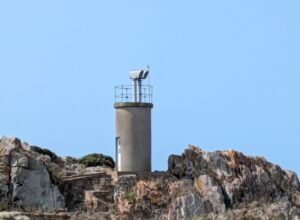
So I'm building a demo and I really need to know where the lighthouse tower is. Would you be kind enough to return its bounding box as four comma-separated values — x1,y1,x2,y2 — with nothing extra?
114,69,153,172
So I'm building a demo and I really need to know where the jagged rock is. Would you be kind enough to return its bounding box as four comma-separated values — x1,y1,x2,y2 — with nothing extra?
1,137,300,220
194,175,225,213
0,137,22,200
113,173,213,219
168,191,211,220
0,136,65,211
85,190,112,212
168,145,300,219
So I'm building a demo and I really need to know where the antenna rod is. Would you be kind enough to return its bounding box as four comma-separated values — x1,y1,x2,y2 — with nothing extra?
132,79,141,102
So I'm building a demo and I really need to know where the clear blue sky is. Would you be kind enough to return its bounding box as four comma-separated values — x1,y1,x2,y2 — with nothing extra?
1,1,300,174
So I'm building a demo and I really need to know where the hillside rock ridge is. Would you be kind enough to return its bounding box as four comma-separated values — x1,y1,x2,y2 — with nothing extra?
167,145,300,219
0,136,299,220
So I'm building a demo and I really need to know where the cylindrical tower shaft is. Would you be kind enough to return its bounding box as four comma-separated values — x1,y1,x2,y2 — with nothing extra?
114,102,153,172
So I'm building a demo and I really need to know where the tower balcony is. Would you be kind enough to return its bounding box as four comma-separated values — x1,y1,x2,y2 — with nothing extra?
114,85,153,104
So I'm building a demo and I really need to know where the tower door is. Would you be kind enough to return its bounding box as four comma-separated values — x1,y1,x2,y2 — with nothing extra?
116,137,121,171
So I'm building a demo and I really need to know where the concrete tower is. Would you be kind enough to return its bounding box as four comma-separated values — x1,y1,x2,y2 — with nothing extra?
114,69,153,172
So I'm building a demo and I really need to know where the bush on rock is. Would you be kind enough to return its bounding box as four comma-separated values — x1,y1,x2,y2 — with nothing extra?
78,153,115,168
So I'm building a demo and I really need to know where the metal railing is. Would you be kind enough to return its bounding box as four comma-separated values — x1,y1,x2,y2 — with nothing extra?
115,85,153,103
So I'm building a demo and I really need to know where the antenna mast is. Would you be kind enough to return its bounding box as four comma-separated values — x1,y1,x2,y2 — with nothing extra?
129,69,149,103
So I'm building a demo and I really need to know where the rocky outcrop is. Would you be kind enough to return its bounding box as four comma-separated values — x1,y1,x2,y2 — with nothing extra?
112,145,300,219
1,137,300,220
0,136,65,211
167,145,300,219
113,172,213,219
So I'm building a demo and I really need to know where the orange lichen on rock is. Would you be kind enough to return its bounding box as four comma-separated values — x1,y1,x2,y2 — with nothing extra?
222,150,244,168
194,176,203,192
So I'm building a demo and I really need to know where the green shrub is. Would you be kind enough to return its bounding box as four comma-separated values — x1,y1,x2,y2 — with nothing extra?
30,146,57,161
65,156,78,163
78,153,115,168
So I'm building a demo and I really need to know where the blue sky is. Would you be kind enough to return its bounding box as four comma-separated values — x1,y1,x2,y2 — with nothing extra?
1,1,300,174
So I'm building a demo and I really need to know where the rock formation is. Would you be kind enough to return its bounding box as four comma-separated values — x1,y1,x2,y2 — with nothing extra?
167,145,300,219
0,137,299,220
0,136,65,211
112,145,300,219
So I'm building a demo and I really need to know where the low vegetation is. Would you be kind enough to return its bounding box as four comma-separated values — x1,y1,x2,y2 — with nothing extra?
66,154,115,168
30,146,58,161
77,153,115,168
30,146,115,168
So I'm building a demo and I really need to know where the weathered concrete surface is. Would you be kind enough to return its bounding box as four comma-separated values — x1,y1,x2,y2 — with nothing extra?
115,104,152,172
61,172,114,212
